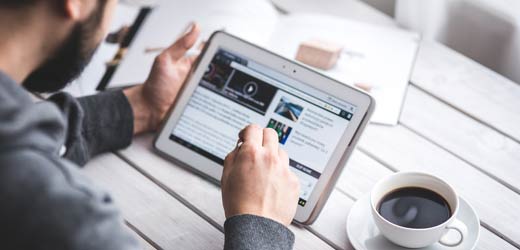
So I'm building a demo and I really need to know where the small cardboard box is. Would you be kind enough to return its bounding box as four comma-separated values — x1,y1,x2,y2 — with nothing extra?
295,39,343,70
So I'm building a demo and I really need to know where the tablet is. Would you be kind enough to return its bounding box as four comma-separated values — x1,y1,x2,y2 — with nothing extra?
155,32,375,225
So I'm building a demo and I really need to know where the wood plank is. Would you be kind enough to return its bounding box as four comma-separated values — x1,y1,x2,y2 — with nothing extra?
356,124,520,247
336,151,392,199
127,225,157,250
135,234,156,250
411,40,520,142
117,134,335,250
82,154,224,250
309,190,356,250
400,86,520,193
477,229,519,250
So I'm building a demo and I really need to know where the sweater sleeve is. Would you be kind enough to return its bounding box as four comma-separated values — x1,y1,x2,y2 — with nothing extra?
48,90,134,166
0,77,141,249
224,214,295,250
0,148,142,250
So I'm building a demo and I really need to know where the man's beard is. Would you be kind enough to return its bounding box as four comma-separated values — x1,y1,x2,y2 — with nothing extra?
22,3,105,93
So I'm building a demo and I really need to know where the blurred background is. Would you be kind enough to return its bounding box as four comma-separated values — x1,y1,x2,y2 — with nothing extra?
68,0,520,97
279,0,520,84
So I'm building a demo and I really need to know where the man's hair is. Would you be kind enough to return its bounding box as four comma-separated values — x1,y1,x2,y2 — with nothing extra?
0,0,37,7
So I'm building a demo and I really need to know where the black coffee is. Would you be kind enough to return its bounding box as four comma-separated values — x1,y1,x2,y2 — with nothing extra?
377,187,451,229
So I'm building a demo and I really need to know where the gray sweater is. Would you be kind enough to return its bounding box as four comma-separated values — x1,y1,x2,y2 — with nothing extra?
0,71,294,250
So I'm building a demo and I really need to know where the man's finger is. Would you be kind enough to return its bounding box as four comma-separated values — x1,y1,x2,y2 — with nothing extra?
278,147,289,166
197,41,206,51
262,128,279,149
239,124,263,147
186,54,199,65
222,149,237,181
164,22,200,61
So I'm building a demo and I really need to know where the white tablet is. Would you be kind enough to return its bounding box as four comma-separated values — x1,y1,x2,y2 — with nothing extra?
155,32,375,225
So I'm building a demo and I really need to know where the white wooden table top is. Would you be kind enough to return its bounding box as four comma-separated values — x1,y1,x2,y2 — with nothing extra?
83,1,520,249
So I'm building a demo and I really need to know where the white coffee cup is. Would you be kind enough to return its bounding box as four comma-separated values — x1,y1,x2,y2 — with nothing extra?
370,172,468,248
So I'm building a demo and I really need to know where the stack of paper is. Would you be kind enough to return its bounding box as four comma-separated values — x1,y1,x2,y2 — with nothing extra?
269,14,421,125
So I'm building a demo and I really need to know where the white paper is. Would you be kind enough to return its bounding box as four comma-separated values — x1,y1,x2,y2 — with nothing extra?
109,0,279,88
267,14,420,125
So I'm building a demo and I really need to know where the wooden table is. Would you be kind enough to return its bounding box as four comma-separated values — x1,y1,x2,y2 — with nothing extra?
83,1,520,249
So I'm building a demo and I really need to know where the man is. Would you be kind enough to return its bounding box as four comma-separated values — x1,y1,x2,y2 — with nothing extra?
0,0,300,249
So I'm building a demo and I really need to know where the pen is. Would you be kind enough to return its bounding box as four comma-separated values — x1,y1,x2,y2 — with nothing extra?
145,47,201,57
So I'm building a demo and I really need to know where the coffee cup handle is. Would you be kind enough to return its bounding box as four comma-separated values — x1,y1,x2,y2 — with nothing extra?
439,219,468,247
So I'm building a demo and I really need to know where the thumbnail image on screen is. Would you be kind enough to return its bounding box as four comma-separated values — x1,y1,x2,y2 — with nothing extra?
266,118,293,145
275,97,304,122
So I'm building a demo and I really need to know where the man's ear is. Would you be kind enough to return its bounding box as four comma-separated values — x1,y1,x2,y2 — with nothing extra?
61,0,84,21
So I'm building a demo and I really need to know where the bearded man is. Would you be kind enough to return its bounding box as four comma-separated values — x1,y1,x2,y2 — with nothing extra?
0,1,300,249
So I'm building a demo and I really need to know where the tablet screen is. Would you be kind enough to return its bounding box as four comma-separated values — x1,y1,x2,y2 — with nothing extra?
170,49,357,206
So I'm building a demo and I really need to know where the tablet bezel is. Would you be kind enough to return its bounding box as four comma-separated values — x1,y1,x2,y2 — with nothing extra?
155,31,375,224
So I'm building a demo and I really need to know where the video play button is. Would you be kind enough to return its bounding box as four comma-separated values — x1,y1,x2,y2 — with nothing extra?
243,81,258,96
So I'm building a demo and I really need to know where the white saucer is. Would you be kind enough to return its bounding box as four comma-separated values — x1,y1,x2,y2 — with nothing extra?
346,194,480,250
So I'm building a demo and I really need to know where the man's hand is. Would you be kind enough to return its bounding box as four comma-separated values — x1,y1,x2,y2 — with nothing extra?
221,125,300,226
124,23,200,134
